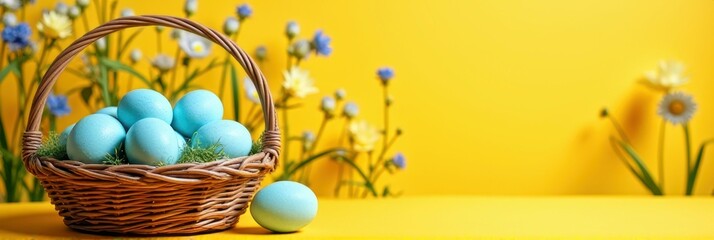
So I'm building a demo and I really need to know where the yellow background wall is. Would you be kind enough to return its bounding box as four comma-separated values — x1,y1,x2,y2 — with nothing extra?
2,0,714,196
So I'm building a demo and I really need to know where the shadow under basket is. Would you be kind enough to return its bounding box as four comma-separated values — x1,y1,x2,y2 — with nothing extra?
21,15,281,235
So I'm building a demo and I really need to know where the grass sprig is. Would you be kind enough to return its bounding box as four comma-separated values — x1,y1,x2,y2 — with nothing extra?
36,132,68,160
178,140,227,164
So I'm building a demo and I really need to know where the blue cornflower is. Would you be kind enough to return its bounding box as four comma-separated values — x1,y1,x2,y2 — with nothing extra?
377,67,394,85
392,152,406,169
312,30,332,56
2,22,32,51
47,93,71,117
237,4,252,20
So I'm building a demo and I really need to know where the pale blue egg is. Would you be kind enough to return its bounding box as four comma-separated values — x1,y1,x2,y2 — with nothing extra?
58,123,75,147
66,114,125,164
96,106,118,118
172,90,223,138
117,89,172,129
175,131,187,152
192,120,252,158
125,118,182,166
250,181,318,233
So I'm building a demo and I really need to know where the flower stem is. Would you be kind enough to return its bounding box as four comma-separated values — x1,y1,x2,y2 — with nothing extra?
282,94,291,177
684,124,692,196
657,119,666,190
607,115,631,144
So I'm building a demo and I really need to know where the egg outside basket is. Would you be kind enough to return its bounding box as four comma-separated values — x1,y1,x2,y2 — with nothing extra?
21,16,281,235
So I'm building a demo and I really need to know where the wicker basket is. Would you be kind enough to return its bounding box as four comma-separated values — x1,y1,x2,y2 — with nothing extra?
21,15,281,235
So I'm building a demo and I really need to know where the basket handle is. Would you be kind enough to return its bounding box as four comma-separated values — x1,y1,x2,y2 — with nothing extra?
22,15,280,165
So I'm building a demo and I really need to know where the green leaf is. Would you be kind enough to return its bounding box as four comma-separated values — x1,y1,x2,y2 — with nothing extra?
99,57,151,87
0,60,20,85
618,140,663,195
80,85,93,108
230,64,241,122
687,140,714,195
0,105,8,150
382,186,391,197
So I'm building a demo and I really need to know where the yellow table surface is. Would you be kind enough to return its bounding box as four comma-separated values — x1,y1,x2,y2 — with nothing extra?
0,196,712,239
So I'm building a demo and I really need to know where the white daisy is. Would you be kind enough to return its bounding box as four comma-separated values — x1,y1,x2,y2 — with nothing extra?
644,60,688,91
657,91,697,125
178,31,212,59
243,77,260,104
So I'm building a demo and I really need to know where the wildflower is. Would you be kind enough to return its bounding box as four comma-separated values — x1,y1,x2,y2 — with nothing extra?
55,2,69,15
349,120,379,152
254,45,266,62
170,28,181,40
321,96,336,115
76,0,89,9
288,39,310,60
120,8,134,18
312,30,332,56
243,77,260,104
1,0,20,11
343,101,358,118
3,12,16,26
392,152,406,169
47,93,71,116
223,17,239,35
377,67,394,85
68,6,81,19
36,11,72,39
178,31,212,59
657,91,697,125
95,37,106,51
2,22,31,51
151,54,175,72
302,130,315,150
285,21,299,40
644,60,688,91
129,49,141,64
184,0,197,17
156,26,165,33
236,3,252,20
335,88,346,100
282,67,318,98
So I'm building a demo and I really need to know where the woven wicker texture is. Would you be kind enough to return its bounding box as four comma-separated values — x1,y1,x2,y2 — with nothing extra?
21,15,280,235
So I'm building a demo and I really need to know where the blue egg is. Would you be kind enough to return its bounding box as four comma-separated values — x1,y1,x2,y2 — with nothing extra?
96,106,118,118
175,131,187,152
192,120,252,157
125,118,182,166
250,181,318,233
66,114,125,164
58,123,75,147
172,90,223,138
117,89,173,129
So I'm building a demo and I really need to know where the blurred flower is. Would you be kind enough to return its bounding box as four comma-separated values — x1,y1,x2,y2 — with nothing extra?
335,88,346,100
311,30,332,56
223,17,239,35
349,120,379,152
236,3,252,20
36,11,72,39
55,2,69,15
254,45,266,61
151,54,175,72
170,28,181,39
377,67,394,85
129,48,141,64
95,37,106,51
2,22,31,51
178,31,212,59
385,95,393,106
3,12,16,26
67,6,80,19
184,0,197,17
657,91,697,125
343,101,358,118
283,67,317,98
156,25,165,33
243,77,260,104
288,39,310,60
1,0,20,11
644,60,688,91
302,130,315,150
120,8,134,17
321,96,336,115
46,93,71,116
76,0,89,9
285,21,299,40
392,152,406,169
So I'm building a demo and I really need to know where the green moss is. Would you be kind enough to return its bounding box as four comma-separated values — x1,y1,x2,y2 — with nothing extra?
36,132,68,160
249,137,263,155
178,140,228,164
102,143,127,165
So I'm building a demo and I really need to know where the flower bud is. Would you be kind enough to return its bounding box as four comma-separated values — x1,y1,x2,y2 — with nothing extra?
55,2,69,16
68,6,81,19
236,4,252,20
156,26,165,33
130,49,142,64
321,96,336,115
120,8,134,18
343,102,359,118
3,12,17,26
377,67,395,85
600,108,609,118
396,128,403,136
288,39,310,60
170,29,181,39
76,0,89,9
285,21,299,40
254,45,267,62
223,17,239,35
302,130,315,150
385,95,393,106
184,0,197,17
334,88,346,100
95,37,106,52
